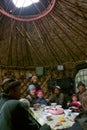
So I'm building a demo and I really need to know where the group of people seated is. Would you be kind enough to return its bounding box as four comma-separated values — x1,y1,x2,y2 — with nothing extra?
0,75,87,130
26,84,65,107
0,77,51,130
26,76,86,113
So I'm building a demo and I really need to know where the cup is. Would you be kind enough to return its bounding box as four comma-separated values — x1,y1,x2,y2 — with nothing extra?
51,103,57,107
64,109,72,116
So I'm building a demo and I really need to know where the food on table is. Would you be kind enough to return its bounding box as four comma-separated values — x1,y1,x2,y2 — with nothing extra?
59,117,66,122
55,121,62,126
48,107,64,115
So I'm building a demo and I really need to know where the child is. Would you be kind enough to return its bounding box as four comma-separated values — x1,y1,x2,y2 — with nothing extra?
26,84,37,107
35,89,47,105
68,94,82,112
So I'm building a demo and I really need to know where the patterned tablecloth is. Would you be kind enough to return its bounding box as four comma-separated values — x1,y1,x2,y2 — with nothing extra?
30,107,74,130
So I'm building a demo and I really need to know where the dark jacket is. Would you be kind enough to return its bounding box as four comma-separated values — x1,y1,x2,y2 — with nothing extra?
68,111,87,130
50,93,64,105
0,93,40,130
0,93,51,130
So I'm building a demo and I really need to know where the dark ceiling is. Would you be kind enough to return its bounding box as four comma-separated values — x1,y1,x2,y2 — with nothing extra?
0,0,87,69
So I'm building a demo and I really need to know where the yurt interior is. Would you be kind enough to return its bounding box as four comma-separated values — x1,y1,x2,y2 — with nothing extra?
0,0,87,104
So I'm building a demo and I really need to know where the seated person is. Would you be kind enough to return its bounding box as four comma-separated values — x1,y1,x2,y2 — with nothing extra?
26,84,38,107
35,89,47,106
56,91,87,130
49,86,64,106
76,81,86,100
0,78,51,130
31,76,41,90
68,91,87,130
68,94,82,112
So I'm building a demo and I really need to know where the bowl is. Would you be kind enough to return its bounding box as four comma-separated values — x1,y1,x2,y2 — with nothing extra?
64,109,72,116
56,105,62,108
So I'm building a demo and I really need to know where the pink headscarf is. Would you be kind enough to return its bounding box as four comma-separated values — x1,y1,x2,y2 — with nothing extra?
36,89,44,95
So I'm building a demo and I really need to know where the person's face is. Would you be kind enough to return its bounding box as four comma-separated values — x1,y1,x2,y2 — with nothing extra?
78,85,86,93
72,96,78,101
54,88,60,95
37,92,44,98
30,87,36,96
32,78,38,84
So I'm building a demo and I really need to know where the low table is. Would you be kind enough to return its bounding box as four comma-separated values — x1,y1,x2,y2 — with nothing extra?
29,107,74,130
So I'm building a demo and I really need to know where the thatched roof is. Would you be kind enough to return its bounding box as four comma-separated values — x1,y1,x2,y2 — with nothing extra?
0,0,87,69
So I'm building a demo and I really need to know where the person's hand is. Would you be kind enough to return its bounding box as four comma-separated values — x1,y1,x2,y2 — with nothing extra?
40,124,51,130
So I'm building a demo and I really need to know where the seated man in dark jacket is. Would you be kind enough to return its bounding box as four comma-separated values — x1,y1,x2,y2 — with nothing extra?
0,78,51,130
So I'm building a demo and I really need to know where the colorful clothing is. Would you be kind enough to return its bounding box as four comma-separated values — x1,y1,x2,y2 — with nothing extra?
69,101,82,112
